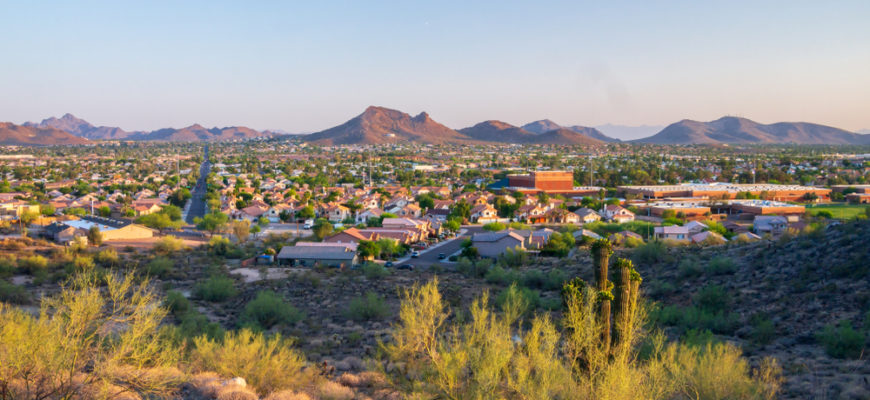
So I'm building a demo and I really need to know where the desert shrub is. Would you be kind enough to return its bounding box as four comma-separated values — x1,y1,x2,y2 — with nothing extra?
495,283,540,315
346,291,389,321
652,304,741,335
0,272,183,399
485,265,521,285
147,257,174,278
382,278,780,399
239,290,304,330
362,262,390,280
165,290,192,317
482,222,506,231
313,381,355,400
0,280,29,304
95,248,119,266
192,329,310,395
457,257,490,278
194,275,238,302
498,247,528,267
816,320,866,359
623,236,644,248
678,257,703,278
178,310,226,341
694,285,732,314
707,256,737,275
522,269,567,291
18,254,48,273
632,241,668,264
155,235,186,254
751,314,776,346
0,256,15,278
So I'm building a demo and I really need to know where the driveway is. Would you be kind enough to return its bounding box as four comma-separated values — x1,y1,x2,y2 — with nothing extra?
398,225,485,267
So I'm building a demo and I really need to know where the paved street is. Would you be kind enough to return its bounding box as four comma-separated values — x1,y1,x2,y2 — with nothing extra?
400,225,484,267
184,145,211,224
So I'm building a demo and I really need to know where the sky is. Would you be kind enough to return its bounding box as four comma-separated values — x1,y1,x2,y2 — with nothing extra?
1,1,869,134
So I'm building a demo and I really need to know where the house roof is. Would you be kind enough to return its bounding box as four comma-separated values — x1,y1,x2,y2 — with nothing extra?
472,231,524,243
654,225,689,234
276,245,356,260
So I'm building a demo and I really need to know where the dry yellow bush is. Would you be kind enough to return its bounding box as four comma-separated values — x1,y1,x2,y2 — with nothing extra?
264,390,314,400
383,278,781,400
313,381,355,400
192,328,311,396
216,384,259,400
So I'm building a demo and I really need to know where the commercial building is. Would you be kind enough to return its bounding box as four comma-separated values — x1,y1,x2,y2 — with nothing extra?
506,170,601,196
618,183,830,202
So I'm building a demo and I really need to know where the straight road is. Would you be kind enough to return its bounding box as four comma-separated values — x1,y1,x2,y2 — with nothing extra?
408,225,484,267
184,145,211,224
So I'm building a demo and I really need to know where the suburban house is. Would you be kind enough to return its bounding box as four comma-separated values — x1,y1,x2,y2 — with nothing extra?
50,215,155,243
355,208,384,224
324,227,379,244
691,231,726,244
471,231,526,258
470,204,499,223
541,208,580,224
685,220,708,235
276,244,358,268
753,216,788,235
653,225,690,241
601,205,635,222
573,208,602,224
322,204,351,222
573,229,602,241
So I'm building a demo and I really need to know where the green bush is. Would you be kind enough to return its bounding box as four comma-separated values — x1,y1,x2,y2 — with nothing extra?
707,256,737,275
0,280,29,304
495,285,540,315
178,310,225,341
652,304,741,335
362,262,390,280
816,320,866,359
632,241,668,264
457,257,490,278
164,290,191,317
18,255,48,273
346,291,389,321
485,265,521,285
239,290,304,330
194,275,238,302
146,257,174,278
751,314,776,346
694,285,732,314
678,258,703,278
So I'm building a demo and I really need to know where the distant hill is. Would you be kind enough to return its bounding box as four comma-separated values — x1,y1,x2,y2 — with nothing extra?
459,120,538,143
595,123,664,141
858,129,870,135
522,120,619,142
0,122,89,146
25,114,272,142
635,116,870,145
25,113,135,140
128,124,271,142
305,106,480,145
305,107,609,146
459,121,604,145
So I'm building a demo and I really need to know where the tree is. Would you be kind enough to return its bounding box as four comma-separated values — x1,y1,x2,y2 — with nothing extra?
358,240,380,260
376,238,400,259
231,219,251,243
195,212,229,236
169,188,192,207
39,204,56,216
297,206,315,220
87,226,103,247
138,212,183,233
312,218,333,241
278,210,292,223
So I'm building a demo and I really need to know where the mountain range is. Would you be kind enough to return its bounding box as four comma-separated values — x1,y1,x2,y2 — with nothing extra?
634,116,870,145
0,122,89,146
21,113,275,142
4,110,869,146
304,107,612,146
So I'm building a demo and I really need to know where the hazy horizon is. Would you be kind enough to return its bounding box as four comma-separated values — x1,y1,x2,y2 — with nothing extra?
1,1,869,133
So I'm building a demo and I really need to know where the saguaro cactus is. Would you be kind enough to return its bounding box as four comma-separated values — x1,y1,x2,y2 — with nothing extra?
591,239,614,351
612,258,642,358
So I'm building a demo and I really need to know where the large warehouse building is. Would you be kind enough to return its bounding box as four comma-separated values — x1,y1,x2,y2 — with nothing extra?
618,183,830,202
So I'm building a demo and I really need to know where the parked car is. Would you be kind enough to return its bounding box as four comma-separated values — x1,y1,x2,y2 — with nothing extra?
437,253,446,259
411,251,420,258
398,264,414,271
384,261,394,268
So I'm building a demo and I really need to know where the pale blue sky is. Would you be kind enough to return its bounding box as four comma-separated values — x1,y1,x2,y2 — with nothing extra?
1,1,869,132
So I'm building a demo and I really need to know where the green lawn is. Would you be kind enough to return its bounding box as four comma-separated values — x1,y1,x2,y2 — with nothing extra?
806,203,869,220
